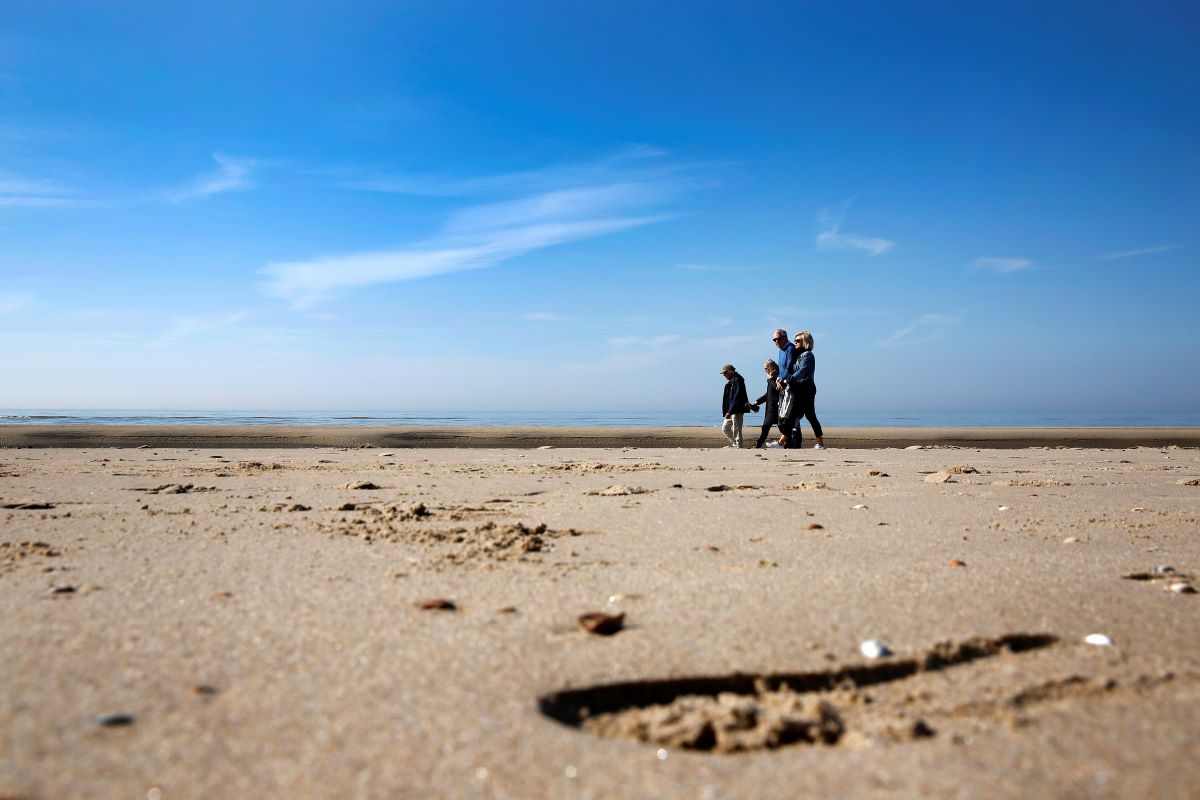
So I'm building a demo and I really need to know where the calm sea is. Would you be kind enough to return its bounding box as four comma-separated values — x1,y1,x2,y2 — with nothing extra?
2,410,1198,427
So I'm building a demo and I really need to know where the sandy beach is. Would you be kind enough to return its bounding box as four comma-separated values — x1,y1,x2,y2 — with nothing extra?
3,424,1200,449
2,440,1199,798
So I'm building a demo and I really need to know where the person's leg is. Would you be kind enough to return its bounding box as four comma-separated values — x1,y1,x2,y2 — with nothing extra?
731,413,744,448
784,416,803,448
721,416,736,446
801,387,825,446
755,420,771,448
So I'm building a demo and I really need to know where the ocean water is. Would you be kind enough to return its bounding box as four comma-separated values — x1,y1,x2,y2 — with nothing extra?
2,409,1198,428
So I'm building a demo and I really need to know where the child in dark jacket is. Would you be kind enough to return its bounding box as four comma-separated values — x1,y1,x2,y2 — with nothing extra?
751,360,781,448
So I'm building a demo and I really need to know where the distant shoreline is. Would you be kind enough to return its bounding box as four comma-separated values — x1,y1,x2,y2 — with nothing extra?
1,424,1197,449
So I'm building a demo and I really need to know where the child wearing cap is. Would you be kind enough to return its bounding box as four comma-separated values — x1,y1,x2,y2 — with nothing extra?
720,364,749,448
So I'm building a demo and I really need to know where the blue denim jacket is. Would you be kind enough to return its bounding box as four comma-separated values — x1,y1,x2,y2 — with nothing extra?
786,350,814,385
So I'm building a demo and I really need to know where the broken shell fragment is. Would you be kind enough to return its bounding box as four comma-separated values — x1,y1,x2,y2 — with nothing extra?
416,598,457,611
851,504,868,510
578,611,625,636
946,559,966,567
1168,582,1197,594
859,639,892,659
1084,633,1113,646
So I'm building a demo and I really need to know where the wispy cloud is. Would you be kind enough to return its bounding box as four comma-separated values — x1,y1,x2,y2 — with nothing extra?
0,175,77,208
153,311,250,345
608,334,684,348
520,311,573,322
971,257,1033,273
262,156,691,308
170,153,259,202
0,291,35,313
1098,244,1184,261
330,144,678,197
815,198,893,256
878,313,961,348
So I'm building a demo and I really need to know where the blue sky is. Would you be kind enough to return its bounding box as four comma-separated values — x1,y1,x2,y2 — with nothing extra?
2,1,1197,413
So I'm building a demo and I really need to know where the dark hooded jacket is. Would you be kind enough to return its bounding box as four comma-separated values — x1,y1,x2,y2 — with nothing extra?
722,371,750,415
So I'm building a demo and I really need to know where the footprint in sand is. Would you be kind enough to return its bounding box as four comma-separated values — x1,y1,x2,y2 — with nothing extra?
538,633,1094,753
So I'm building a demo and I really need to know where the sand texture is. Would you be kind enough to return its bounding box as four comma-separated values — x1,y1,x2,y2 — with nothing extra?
2,444,1199,798
3,424,1200,449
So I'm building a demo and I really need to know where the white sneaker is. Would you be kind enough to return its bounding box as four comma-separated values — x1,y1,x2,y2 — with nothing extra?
813,444,827,450
766,442,782,448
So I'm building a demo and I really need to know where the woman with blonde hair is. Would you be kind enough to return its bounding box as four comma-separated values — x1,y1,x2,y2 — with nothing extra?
789,330,826,449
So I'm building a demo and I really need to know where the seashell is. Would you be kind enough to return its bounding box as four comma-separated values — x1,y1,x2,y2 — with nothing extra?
416,598,456,611
1062,537,1080,544
578,611,625,635
852,504,868,510
1168,582,1197,594
946,559,966,567
859,639,892,659
806,523,824,530
997,505,1011,511
1083,633,1113,646
1153,565,1176,574
344,481,380,490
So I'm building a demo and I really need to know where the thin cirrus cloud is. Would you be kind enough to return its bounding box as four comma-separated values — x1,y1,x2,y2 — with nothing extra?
0,291,35,314
520,311,573,322
878,313,961,348
1097,244,1184,261
971,256,1033,273
261,159,691,309
329,144,676,197
0,175,77,208
815,198,894,256
169,153,259,202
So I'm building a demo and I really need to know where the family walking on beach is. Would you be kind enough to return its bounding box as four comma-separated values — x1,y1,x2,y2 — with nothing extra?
721,329,826,450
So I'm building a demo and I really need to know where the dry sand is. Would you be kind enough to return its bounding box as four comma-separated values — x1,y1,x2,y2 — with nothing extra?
2,438,1199,798
3,424,1200,449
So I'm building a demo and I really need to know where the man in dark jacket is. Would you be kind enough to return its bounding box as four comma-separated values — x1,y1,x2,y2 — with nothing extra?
720,364,749,448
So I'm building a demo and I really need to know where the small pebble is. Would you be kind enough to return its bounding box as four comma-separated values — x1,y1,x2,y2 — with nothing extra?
860,639,892,659
997,505,1011,511
94,713,136,727
1084,633,1113,647
49,585,76,595
946,559,966,567
1153,565,1176,574
1168,582,1197,594
656,748,669,761
1062,537,1080,544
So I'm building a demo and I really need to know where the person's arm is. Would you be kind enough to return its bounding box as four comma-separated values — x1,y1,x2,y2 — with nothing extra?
735,376,750,409
793,351,814,384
